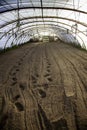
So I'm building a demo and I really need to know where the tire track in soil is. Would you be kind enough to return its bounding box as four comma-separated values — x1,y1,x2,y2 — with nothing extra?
62,47,87,106
48,43,77,130
26,43,57,129
16,45,41,130
55,42,87,130
32,43,64,129
20,44,52,130
0,42,87,130
64,43,87,61
0,46,38,130
62,46,87,72
63,56,87,130
30,43,68,130
45,43,64,120
24,45,43,130
63,48,87,90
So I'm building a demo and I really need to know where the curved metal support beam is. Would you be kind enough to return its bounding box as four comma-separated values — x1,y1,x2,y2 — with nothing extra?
5,21,84,49
10,26,85,48
5,26,56,48
0,6,87,15
0,20,69,41
4,24,64,48
0,16,87,30
19,20,86,36
5,24,78,42
19,24,66,32
0,20,86,44
7,20,87,36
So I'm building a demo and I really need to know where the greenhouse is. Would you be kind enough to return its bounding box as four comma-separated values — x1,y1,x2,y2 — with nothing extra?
0,0,87,130
0,0,87,49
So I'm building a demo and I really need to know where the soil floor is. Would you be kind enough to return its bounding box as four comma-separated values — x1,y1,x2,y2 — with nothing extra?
0,41,87,130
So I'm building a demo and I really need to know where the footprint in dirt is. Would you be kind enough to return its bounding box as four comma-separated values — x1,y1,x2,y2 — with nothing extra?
13,94,20,102
47,68,50,73
15,102,24,111
38,89,46,98
47,77,53,82
47,65,50,69
19,83,27,90
10,77,17,86
15,68,19,72
52,118,68,130
12,77,17,82
44,73,50,77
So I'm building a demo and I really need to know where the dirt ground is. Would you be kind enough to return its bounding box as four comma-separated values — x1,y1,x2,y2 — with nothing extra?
0,41,87,130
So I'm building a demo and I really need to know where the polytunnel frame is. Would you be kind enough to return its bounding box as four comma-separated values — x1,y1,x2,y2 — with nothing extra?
0,6,87,15
1,15,87,29
20,26,84,46
4,24,65,48
0,15,87,39
0,16,86,48
0,5,87,48
18,25,85,45
0,6,87,30
0,15,87,46
1,19,86,40
4,23,84,48
1,21,84,46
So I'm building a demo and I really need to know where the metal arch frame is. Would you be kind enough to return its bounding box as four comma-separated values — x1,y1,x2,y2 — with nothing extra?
0,16,87,30
13,26,85,47
5,24,56,46
2,19,87,36
1,23,66,41
20,22,67,31
15,32,31,45
0,23,73,45
1,20,86,45
0,6,87,15
0,3,86,47
4,29,32,48
18,24,67,32
4,24,66,48
5,24,84,48
14,33,29,46
5,30,84,50
8,20,87,38
5,26,55,48
0,20,70,39
0,20,71,41
9,28,68,45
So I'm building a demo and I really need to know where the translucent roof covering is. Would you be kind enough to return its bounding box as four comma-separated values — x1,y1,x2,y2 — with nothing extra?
0,0,87,49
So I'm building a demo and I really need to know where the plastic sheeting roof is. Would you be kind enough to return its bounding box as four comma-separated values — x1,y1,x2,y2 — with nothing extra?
0,0,87,48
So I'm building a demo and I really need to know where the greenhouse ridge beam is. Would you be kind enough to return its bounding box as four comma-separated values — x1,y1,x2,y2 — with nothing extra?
0,7,87,15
